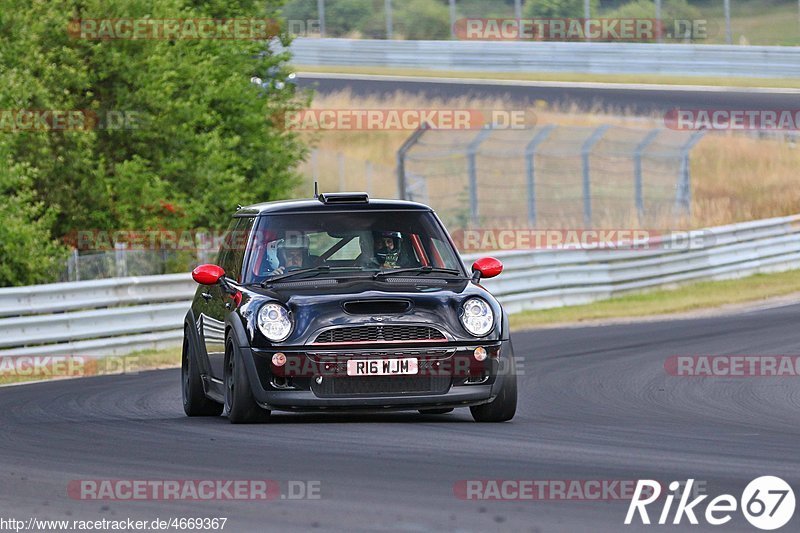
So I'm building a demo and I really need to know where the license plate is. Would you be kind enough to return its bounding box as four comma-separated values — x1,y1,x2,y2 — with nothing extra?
346,358,418,376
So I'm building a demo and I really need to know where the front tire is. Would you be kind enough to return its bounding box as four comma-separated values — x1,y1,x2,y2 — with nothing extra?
182,333,223,417
224,338,270,424
470,366,517,423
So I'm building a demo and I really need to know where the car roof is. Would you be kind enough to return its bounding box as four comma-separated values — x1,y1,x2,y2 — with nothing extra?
234,196,433,216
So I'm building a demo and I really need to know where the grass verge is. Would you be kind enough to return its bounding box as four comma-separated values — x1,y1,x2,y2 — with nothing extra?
510,268,800,329
296,65,800,90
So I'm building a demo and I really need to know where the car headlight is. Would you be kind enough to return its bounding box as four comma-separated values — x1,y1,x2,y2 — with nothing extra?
460,297,494,337
257,302,293,342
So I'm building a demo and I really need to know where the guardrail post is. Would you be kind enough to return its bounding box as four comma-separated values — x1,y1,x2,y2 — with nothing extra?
467,126,492,226
633,129,661,222
396,125,428,200
581,125,611,226
677,130,706,215
524,125,556,226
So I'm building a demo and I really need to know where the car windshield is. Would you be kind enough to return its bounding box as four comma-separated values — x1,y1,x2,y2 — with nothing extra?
244,210,464,284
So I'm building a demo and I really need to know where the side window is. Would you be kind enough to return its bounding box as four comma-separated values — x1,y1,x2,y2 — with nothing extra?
215,219,237,273
218,216,255,282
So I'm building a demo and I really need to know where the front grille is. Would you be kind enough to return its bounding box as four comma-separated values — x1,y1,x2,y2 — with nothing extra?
307,349,451,363
312,375,451,397
313,325,446,344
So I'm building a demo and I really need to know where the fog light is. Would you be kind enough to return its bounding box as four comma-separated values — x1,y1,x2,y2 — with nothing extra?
272,352,286,367
473,346,488,361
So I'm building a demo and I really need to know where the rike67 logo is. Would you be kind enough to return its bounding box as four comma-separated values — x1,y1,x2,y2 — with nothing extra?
625,477,795,530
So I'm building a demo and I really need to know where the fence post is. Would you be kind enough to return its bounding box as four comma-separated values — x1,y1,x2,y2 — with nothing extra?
385,0,393,39
69,248,79,282
581,125,611,226
677,130,706,215
396,125,428,199
114,242,128,278
467,126,492,226
449,0,457,39
633,129,661,222
524,125,556,226
317,0,326,37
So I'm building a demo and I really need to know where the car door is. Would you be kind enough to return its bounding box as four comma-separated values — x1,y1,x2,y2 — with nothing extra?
200,215,255,380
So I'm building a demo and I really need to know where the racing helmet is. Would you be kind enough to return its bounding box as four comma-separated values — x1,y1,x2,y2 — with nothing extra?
277,232,310,267
374,231,402,265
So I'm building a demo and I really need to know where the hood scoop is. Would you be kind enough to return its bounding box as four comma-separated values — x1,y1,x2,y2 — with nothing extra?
343,299,412,315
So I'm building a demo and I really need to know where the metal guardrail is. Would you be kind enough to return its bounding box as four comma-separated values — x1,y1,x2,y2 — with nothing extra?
0,274,194,357
0,214,798,357
480,214,800,313
289,38,800,79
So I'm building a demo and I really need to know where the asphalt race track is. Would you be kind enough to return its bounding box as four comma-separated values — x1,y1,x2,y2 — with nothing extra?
297,73,800,116
2,302,799,532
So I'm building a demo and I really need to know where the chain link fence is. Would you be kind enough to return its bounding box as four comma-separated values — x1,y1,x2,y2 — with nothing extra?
398,124,705,230
62,244,216,282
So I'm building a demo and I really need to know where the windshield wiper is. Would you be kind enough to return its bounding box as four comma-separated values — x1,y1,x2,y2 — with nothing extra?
373,266,462,280
262,266,365,285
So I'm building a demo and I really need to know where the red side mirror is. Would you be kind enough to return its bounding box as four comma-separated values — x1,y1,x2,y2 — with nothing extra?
471,257,503,280
192,264,226,285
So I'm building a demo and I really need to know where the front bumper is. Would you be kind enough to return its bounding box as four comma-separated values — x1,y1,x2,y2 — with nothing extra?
240,340,515,412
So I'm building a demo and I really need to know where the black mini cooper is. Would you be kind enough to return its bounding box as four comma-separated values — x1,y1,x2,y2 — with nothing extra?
182,193,517,423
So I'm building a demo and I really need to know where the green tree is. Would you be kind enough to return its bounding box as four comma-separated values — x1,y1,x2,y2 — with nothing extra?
0,0,306,286
0,145,67,286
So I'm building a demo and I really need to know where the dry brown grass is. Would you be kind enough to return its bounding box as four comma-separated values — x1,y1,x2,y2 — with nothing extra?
294,90,800,229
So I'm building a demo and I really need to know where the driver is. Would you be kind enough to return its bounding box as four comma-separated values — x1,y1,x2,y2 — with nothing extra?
272,234,310,275
373,231,402,268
